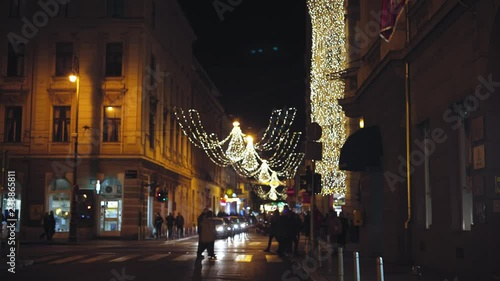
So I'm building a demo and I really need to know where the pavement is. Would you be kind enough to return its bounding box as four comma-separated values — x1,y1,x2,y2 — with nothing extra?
290,241,456,281
0,233,198,272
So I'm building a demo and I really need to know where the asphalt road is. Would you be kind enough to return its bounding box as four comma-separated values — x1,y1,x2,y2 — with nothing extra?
3,232,311,281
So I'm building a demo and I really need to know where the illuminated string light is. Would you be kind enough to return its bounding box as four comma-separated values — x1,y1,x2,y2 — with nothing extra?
174,107,304,195
308,0,347,195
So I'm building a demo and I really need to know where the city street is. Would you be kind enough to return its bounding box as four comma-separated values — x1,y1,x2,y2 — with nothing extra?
2,232,310,281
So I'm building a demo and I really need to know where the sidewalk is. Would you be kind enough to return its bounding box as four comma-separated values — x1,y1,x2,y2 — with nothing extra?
291,243,454,281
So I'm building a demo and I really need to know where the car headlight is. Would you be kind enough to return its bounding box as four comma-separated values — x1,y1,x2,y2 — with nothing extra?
233,225,239,229
216,226,224,232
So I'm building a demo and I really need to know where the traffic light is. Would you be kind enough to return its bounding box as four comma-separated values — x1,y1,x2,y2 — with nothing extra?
155,188,167,203
313,173,321,194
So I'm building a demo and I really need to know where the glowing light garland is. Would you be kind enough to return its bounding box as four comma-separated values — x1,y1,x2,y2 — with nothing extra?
174,107,304,200
308,0,347,195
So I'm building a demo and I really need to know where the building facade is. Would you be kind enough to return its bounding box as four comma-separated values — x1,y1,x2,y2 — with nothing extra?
0,0,231,240
340,0,500,279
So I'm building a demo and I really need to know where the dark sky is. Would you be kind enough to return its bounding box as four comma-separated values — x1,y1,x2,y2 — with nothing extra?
179,0,307,136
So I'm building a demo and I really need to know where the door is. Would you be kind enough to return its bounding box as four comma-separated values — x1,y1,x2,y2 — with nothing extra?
99,199,122,236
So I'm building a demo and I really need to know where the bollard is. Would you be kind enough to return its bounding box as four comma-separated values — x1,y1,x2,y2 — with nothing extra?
354,252,361,281
376,257,385,281
338,247,344,281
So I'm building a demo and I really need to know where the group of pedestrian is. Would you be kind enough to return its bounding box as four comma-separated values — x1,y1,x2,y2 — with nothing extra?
264,205,302,256
39,211,56,241
262,205,350,256
154,212,184,239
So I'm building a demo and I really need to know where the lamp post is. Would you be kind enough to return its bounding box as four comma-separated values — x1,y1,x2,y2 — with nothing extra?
68,56,79,242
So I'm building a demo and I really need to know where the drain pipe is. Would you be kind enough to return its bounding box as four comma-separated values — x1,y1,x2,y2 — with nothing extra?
404,0,413,260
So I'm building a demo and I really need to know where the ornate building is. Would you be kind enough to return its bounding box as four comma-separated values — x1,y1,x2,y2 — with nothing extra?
0,0,232,240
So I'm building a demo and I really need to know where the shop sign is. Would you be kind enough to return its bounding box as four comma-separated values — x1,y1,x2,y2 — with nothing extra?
125,170,138,179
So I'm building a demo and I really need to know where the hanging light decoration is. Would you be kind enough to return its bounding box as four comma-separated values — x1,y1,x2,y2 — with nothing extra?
307,0,347,195
174,106,305,200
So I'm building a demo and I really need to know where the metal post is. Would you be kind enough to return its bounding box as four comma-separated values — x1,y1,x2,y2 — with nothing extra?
376,257,385,281
338,247,344,281
69,74,80,243
354,252,361,281
310,160,315,258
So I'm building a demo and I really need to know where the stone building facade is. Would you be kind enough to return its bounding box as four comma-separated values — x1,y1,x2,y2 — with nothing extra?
0,0,233,240
340,0,500,279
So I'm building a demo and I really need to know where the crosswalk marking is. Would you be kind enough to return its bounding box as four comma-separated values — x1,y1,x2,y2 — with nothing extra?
249,242,262,245
265,255,283,263
35,255,62,263
138,254,170,261
79,255,114,263
235,255,252,262
172,254,195,261
108,254,140,262
48,255,87,264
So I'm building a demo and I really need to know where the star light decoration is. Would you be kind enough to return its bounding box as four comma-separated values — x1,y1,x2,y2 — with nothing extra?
173,107,304,200
307,0,347,195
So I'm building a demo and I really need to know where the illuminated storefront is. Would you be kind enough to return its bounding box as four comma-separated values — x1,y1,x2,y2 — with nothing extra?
47,178,71,233
98,178,123,236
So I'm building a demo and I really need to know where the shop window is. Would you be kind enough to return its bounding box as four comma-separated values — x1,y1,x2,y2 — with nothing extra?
48,179,71,232
459,118,473,230
4,106,22,143
76,190,94,227
7,43,25,77
105,43,123,77
103,106,121,142
55,42,73,77
53,106,71,142
107,0,124,18
151,1,156,29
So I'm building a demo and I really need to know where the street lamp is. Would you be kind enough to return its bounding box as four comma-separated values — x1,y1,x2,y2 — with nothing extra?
68,56,80,242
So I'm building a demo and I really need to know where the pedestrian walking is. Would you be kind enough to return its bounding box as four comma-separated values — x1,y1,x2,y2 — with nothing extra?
196,208,208,255
155,212,163,239
197,210,217,259
166,213,175,239
264,209,280,252
327,209,342,251
176,212,184,238
276,205,293,255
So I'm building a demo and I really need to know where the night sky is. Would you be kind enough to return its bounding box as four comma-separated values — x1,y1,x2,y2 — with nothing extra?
179,0,307,136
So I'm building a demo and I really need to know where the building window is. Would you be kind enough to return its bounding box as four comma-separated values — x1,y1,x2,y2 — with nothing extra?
105,43,123,77
103,106,121,142
7,43,25,77
53,106,71,142
4,106,22,143
57,2,69,17
151,1,156,29
150,54,157,87
162,107,167,152
459,118,473,230
107,0,124,17
55,43,73,77
9,0,20,17
423,122,432,229
149,97,157,150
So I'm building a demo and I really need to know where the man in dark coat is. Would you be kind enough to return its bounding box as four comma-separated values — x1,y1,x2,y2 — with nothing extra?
166,213,175,239
264,209,280,252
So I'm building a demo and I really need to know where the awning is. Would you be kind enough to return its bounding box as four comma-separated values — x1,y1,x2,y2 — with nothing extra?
339,125,383,171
